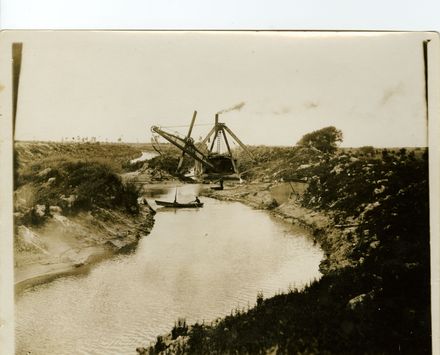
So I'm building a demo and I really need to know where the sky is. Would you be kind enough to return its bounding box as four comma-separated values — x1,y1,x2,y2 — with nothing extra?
9,31,433,147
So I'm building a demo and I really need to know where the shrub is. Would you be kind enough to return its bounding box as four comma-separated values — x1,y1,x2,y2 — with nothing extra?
256,291,264,307
27,160,140,215
171,318,188,340
154,336,166,353
148,154,192,175
358,146,375,157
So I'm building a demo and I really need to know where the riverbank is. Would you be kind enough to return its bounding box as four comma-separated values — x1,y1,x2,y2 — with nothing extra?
140,146,431,354
13,142,160,294
15,203,155,294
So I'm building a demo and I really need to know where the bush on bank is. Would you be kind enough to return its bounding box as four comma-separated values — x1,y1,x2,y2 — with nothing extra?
147,153,193,176
16,160,141,226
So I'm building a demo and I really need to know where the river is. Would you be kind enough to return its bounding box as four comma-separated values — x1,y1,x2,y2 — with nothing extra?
130,151,159,164
15,184,323,355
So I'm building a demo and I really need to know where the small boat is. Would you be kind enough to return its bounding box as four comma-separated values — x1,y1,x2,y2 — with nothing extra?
155,200,204,208
155,188,203,208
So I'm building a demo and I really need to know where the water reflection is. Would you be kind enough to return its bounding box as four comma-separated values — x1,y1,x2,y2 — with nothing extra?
15,184,323,355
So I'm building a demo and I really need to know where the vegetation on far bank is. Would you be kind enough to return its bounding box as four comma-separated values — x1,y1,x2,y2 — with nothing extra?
147,153,193,177
142,127,431,354
14,142,148,227
14,141,190,228
14,141,145,174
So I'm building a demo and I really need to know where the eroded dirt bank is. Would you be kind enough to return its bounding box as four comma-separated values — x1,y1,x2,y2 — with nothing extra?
15,203,155,294
13,141,159,294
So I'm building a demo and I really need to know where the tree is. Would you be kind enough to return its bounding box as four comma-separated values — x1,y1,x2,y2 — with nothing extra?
297,126,343,154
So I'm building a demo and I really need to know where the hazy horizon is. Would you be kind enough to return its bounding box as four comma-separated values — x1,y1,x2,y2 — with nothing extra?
14,138,429,150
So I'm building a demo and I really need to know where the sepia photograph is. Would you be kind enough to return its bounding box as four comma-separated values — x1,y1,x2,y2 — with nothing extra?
0,30,439,354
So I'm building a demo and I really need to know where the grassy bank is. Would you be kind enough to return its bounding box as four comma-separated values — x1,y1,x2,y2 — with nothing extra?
14,141,145,174
14,142,156,293
140,146,431,354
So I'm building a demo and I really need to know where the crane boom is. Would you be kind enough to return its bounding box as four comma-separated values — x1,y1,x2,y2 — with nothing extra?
151,126,216,170
177,110,198,171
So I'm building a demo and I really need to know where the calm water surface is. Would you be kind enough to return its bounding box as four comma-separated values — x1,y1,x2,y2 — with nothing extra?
130,151,159,164
15,184,323,355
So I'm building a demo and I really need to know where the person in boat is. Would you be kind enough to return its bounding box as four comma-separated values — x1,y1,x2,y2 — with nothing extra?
194,196,201,203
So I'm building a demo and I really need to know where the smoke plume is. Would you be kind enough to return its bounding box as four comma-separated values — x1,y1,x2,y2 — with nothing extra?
217,102,245,115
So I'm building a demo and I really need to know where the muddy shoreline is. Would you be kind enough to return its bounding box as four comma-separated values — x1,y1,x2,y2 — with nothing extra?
14,205,155,295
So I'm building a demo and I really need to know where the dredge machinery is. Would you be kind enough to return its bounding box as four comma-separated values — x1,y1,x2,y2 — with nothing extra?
151,111,253,181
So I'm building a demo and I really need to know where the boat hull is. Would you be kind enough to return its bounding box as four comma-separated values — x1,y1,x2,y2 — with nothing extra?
155,200,204,208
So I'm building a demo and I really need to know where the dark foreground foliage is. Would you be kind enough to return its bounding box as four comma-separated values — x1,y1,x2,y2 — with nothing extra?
146,147,431,354
168,264,430,355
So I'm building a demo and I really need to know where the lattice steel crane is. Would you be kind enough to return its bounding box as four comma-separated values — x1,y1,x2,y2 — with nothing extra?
151,111,253,180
